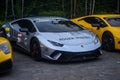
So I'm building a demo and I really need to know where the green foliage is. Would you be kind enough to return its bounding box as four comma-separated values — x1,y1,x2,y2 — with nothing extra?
0,0,119,21
38,11,65,17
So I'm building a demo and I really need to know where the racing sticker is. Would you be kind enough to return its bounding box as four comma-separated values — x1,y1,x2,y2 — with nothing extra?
59,36,90,41
5,27,10,32
6,33,11,37
17,37,21,42
5,27,11,37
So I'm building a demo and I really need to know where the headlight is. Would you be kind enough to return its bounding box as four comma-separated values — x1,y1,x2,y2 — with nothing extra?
94,35,99,44
0,42,10,54
48,40,64,47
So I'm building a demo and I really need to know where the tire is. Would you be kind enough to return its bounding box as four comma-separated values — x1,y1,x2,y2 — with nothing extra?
30,38,41,61
102,32,115,51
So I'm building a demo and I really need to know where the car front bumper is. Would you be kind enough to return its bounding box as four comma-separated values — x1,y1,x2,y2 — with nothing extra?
47,48,102,61
0,59,13,73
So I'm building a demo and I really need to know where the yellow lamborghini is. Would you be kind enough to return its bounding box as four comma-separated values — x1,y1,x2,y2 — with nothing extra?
71,14,120,51
0,37,13,73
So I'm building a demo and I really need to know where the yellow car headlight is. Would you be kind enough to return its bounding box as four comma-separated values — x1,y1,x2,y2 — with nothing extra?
0,42,10,54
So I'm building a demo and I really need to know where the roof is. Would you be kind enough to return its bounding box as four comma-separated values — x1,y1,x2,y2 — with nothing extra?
8,16,69,23
88,14,120,18
24,16,69,22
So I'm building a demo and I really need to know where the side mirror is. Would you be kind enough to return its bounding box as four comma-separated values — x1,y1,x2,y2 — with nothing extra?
92,24,101,30
19,28,29,35
92,23,100,27
100,23,107,27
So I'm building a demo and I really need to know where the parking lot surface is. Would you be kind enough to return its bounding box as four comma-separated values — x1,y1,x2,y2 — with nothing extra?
0,49,120,80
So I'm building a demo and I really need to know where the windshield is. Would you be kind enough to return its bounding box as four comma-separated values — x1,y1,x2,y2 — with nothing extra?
105,17,120,26
34,20,84,32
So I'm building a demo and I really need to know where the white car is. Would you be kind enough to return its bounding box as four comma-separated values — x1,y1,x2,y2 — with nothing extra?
1,17,102,61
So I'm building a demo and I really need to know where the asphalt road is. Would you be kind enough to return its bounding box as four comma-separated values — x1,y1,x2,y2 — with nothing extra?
0,49,120,80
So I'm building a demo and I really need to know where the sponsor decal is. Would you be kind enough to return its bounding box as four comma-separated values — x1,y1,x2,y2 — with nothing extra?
7,33,11,37
59,36,90,41
17,33,23,37
17,37,21,42
5,27,11,37
5,27,10,32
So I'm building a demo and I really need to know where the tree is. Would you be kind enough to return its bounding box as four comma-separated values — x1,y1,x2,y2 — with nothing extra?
117,0,119,13
5,0,8,21
91,0,95,14
70,0,77,18
73,0,76,17
62,0,64,12
85,0,88,15
11,0,15,19
70,0,73,18
22,0,24,18
0,0,119,21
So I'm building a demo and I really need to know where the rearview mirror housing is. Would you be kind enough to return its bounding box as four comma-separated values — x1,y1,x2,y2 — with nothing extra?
20,28,29,32
19,28,29,35
92,24,100,27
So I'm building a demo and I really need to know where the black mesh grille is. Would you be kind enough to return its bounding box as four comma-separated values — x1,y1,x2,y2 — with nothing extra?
53,49,101,61
0,59,13,72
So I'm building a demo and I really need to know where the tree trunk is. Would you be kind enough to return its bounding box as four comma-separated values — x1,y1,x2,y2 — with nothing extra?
92,0,95,14
89,0,92,14
117,0,119,13
22,0,24,18
71,0,73,18
11,0,15,19
85,0,88,15
73,0,76,17
62,0,64,11
5,0,8,21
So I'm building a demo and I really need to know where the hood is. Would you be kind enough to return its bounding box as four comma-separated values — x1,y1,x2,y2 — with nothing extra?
39,30,95,46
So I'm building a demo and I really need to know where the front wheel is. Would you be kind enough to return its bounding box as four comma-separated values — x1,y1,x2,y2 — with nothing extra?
102,32,115,51
30,38,41,61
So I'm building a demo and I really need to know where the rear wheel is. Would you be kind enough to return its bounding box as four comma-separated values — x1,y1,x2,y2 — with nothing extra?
102,32,115,51
30,38,41,61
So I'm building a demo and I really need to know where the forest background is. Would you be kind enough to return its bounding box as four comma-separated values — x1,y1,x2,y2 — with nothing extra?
0,0,119,23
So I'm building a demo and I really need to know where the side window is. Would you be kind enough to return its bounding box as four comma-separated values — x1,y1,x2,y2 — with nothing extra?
83,17,107,27
12,20,36,33
11,21,21,31
83,17,99,24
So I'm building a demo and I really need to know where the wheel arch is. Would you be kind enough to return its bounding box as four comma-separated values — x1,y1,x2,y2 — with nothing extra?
30,37,39,47
30,36,42,61
102,31,114,42
102,30,115,50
